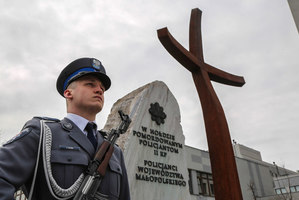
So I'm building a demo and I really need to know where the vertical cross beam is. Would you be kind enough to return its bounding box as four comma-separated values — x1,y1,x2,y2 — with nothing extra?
157,8,244,200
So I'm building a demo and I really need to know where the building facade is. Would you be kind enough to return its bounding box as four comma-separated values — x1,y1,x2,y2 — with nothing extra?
185,143,298,200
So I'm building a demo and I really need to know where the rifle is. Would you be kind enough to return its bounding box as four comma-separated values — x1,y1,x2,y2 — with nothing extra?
74,110,131,200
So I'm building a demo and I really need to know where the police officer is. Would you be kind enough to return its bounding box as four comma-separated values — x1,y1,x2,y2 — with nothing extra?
0,58,130,200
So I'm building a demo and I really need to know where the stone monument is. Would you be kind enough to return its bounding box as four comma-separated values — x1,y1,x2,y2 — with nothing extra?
102,81,191,200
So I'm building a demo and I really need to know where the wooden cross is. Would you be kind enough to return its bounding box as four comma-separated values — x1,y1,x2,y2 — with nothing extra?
157,8,244,200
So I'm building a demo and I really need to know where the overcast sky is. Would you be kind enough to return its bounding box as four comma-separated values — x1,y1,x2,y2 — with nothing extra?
0,0,298,171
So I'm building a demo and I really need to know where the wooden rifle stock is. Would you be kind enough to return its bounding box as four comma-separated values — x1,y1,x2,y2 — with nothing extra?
95,140,114,176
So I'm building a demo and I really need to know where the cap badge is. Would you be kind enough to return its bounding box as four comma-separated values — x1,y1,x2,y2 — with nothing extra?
92,59,102,70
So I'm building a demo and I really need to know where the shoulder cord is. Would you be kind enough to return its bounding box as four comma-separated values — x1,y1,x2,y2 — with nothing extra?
28,120,85,200
42,120,85,199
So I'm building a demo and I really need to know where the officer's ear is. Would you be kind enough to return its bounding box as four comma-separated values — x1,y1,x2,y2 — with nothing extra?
64,81,76,99
64,89,73,99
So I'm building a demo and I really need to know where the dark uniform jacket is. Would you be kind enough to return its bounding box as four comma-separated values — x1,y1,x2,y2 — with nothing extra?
0,117,130,200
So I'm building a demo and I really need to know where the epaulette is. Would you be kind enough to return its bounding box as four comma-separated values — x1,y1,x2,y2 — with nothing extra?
33,116,60,122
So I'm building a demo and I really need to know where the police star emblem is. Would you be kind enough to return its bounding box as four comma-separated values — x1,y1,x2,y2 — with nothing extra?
92,59,102,70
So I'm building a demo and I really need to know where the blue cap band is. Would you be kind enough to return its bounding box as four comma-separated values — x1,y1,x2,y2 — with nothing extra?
63,67,97,91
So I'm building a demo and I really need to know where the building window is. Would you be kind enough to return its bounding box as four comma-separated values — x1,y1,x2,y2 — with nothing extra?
275,189,282,195
208,174,214,195
296,185,299,192
281,188,287,194
276,187,289,194
290,186,296,193
196,171,214,197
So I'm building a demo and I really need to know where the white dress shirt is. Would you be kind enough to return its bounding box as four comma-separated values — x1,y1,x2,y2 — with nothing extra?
66,113,98,137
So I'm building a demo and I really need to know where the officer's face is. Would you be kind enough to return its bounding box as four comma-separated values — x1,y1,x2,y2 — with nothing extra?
65,75,105,115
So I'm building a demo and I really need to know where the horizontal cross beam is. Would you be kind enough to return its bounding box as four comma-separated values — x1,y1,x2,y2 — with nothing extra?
157,27,245,87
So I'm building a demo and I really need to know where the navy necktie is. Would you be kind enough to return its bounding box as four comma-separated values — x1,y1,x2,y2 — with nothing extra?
85,122,98,149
